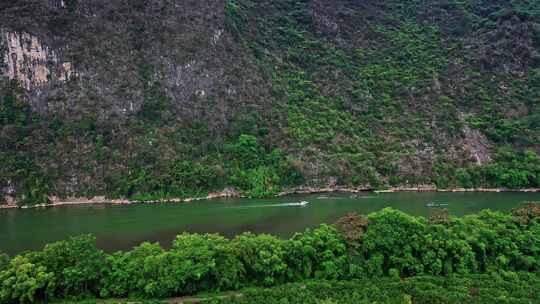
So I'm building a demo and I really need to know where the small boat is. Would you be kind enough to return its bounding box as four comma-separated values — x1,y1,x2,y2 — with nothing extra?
426,202,449,207
298,201,310,207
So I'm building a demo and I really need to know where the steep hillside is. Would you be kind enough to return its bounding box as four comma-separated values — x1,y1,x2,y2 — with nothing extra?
1,0,539,204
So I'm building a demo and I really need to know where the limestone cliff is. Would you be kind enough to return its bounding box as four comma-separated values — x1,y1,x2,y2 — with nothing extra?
1,0,539,203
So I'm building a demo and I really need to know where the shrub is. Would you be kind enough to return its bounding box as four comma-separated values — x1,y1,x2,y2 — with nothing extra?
285,225,348,280
27,235,106,299
231,233,287,286
0,256,55,303
362,208,427,276
171,233,242,292
99,242,164,298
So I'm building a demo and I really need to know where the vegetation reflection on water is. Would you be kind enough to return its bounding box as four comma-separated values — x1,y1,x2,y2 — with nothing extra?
1,192,539,255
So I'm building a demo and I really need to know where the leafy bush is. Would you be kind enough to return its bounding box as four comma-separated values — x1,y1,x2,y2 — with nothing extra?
26,235,106,299
362,208,427,276
168,161,218,196
227,135,303,198
285,225,348,280
171,234,242,292
231,233,287,286
210,274,540,304
99,242,164,298
0,256,55,303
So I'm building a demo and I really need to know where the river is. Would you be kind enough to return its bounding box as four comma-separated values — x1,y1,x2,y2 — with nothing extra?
1,191,539,255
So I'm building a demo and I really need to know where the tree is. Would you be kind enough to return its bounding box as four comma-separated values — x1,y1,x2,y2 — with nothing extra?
512,202,540,226
171,233,242,292
0,256,55,303
285,225,348,280
0,79,50,206
419,224,476,275
362,208,427,276
454,210,540,272
168,160,218,195
333,213,369,249
456,168,474,188
29,235,106,298
232,233,287,286
100,242,164,298
228,134,265,170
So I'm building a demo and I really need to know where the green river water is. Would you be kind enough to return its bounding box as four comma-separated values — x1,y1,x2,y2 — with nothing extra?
1,192,539,255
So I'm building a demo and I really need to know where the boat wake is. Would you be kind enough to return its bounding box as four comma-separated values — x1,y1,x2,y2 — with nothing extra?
426,202,449,207
227,202,310,209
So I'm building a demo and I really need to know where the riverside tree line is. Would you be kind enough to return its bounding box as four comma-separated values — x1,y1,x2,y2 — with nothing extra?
0,204,539,303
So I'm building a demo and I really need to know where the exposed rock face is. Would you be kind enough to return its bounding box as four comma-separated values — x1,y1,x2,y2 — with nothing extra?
462,122,492,166
459,113,492,166
0,0,262,124
1,31,74,90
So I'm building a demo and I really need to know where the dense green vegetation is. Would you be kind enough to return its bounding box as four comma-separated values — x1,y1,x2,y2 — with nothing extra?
0,80,50,205
224,0,540,188
1,205,539,303
0,79,302,203
211,275,540,304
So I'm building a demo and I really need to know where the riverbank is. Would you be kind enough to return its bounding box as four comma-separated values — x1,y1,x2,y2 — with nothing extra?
0,188,242,209
1,186,539,209
278,185,540,195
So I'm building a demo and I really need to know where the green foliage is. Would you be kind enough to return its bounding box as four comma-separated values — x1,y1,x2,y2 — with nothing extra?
231,233,287,286
167,161,218,196
26,235,106,299
229,135,266,170
0,79,50,205
460,149,540,189
224,1,248,39
0,256,55,303
171,234,242,292
355,22,448,98
99,242,165,298
211,274,540,304
102,132,303,201
227,135,303,198
362,208,427,276
285,225,348,280
419,224,476,275
102,235,240,299
137,64,172,123
431,148,540,189
455,210,540,273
